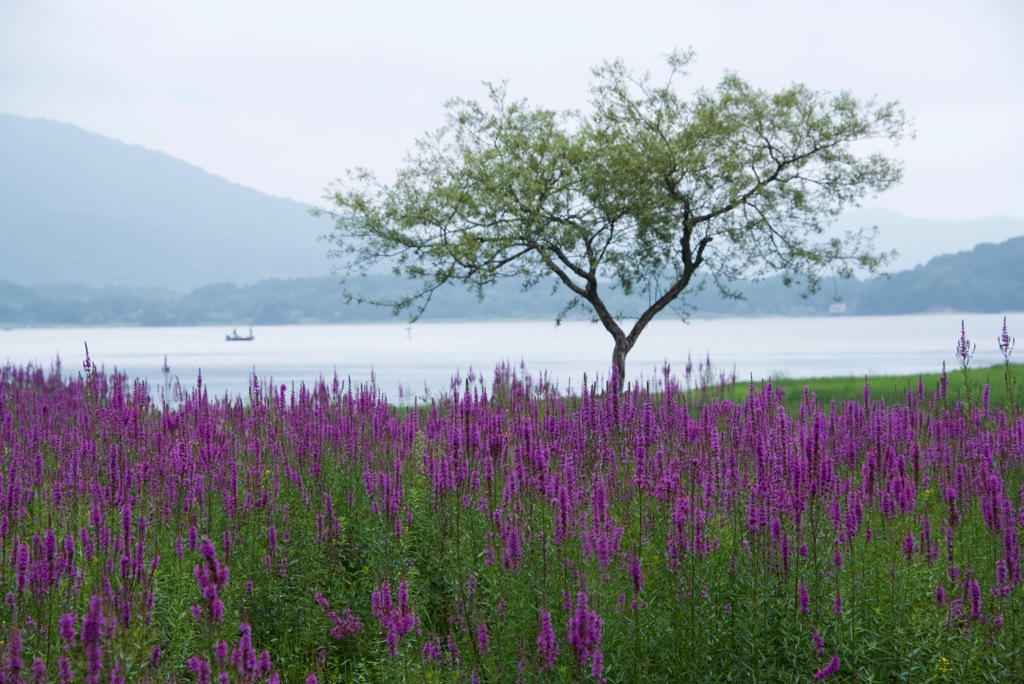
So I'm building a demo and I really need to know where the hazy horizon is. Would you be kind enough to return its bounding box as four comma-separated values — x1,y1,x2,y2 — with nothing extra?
3,110,1022,297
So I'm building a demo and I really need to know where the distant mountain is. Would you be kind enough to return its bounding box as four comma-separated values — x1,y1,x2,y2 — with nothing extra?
851,236,1024,314
0,113,331,291
1,111,1021,303
832,208,1024,273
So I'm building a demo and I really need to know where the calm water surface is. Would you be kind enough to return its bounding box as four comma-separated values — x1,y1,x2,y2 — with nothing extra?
1,313,1019,402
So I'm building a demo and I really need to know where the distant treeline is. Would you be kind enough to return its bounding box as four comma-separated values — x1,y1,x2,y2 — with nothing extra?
2,237,1021,326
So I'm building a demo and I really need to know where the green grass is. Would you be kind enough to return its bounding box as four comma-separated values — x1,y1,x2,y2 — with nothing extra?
717,363,1024,415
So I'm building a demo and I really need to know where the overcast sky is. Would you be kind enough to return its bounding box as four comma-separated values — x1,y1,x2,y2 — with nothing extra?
1,0,1022,220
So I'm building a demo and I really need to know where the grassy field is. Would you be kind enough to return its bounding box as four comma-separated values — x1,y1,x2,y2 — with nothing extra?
716,363,1024,416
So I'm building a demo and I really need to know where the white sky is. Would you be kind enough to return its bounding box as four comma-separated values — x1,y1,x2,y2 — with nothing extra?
1,0,1022,220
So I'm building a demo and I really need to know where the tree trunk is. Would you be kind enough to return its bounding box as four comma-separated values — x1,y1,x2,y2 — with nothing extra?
611,335,630,394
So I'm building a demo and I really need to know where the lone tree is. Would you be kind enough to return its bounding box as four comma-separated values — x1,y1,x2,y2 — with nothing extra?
319,51,910,391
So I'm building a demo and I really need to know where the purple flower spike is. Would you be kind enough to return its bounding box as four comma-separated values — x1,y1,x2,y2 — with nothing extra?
59,613,77,644
956,320,975,369
537,610,559,672
32,657,46,682
630,555,645,594
188,656,212,684
967,578,983,620
999,316,1015,360
568,591,603,674
477,622,491,654
814,655,840,680
371,580,418,656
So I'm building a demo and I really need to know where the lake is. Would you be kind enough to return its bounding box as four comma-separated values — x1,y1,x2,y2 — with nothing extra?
1,312,1019,403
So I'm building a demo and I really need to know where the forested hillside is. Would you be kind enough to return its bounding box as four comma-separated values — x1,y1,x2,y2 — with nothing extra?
2,237,1021,326
853,237,1024,313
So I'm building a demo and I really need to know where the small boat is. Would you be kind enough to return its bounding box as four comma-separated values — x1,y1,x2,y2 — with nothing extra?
226,327,254,342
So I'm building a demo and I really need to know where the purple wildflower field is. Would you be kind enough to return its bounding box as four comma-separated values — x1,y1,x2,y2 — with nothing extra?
0,322,1021,682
